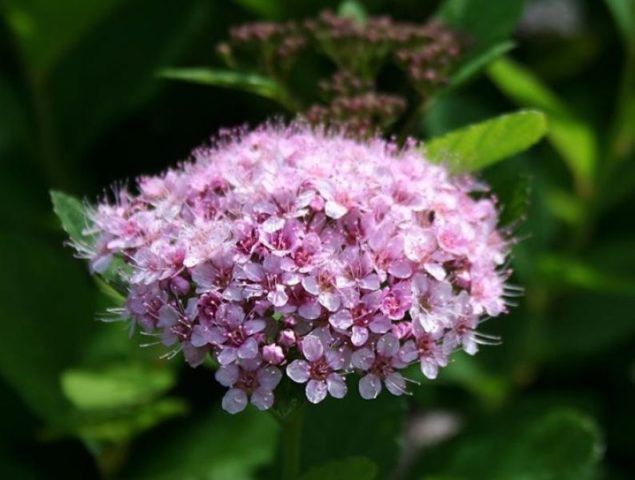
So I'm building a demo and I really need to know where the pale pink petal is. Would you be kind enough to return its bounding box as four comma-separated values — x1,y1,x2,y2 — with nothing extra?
306,379,328,404
222,388,248,414
327,374,347,399
215,364,239,387
302,335,324,362
286,360,310,383
251,387,274,410
359,374,382,400
329,309,353,330
257,366,283,390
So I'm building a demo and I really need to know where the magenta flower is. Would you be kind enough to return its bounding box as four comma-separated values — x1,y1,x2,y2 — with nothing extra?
77,124,512,413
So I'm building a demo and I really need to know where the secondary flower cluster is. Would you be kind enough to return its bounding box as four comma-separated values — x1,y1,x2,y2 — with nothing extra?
82,125,510,414
216,10,462,136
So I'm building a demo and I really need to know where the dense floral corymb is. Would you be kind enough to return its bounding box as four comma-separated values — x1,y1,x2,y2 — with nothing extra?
81,125,512,413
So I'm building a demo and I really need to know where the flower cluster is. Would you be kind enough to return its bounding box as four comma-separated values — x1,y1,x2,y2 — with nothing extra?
82,125,511,414
216,10,463,136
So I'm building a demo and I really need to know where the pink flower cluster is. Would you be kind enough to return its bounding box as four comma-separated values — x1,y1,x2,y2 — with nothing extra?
85,125,511,414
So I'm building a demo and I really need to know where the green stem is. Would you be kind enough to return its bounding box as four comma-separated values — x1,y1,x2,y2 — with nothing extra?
280,403,304,480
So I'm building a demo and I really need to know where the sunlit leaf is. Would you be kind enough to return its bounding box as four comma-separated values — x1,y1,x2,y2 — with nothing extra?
487,57,598,193
425,110,547,172
52,398,187,445
61,364,176,410
299,457,377,480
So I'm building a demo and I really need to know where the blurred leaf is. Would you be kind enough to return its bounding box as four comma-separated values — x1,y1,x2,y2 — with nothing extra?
441,353,511,407
337,1,368,24
299,457,377,480
0,232,96,423
545,291,635,360
123,407,278,480
437,0,524,49
488,57,598,193
419,409,603,480
50,190,92,246
3,0,124,79
61,364,176,410
449,41,515,89
426,110,547,171
538,254,635,295
302,394,406,477
605,0,635,51
159,68,289,107
54,398,187,445
545,187,584,225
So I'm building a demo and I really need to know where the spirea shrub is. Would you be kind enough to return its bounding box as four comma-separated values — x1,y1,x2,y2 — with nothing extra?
76,124,511,414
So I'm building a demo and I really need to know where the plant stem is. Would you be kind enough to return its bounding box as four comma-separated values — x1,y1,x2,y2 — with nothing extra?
280,403,304,480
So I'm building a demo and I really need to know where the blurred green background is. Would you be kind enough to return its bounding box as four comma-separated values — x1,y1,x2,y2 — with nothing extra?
1,0,634,478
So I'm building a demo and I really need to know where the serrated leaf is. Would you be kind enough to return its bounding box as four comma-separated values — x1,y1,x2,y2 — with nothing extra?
50,190,93,246
299,457,377,480
425,110,547,172
61,364,176,410
487,57,597,193
158,68,289,106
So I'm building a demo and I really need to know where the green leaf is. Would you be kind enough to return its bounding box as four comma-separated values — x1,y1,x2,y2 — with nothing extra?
302,395,406,477
436,0,524,49
449,41,515,89
0,232,97,423
122,407,279,480
417,409,603,480
425,110,547,172
487,57,598,193
299,457,377,480
50,190,92,246
605,0,635,51
158,68,289,107
51,398,187,445
538,254,635,296
61,364,176,410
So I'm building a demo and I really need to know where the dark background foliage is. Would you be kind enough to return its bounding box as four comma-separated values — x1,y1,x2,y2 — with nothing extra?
0,0,633,478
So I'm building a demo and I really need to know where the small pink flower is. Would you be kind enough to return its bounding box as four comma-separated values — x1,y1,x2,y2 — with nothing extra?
216,359,282,414
352,334,409,399
286,335,348,403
